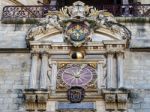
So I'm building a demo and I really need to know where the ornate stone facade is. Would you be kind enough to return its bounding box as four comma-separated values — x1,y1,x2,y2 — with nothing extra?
23,1,131,111
1,1,150,112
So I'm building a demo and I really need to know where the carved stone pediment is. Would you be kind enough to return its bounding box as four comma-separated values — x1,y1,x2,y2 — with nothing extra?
26,1,131,47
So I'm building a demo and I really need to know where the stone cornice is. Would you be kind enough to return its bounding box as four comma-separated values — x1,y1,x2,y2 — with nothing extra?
28,41,127,55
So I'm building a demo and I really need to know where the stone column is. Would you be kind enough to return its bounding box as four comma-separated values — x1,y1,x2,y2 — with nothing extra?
51,62,57,93
107,53,115,88
117,52,124,88
40,53,49,90
97,62,104,91
29,53,39,89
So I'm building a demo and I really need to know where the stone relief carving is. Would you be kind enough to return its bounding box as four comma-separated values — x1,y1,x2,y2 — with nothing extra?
105,94,116,103
26,1,131,44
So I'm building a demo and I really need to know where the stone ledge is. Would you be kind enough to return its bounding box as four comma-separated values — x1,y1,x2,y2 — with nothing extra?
116,17,150,23
1,18,39,24
2,17,150,24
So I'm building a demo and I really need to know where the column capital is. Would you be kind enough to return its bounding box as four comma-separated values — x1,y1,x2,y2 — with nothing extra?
41,51,49,57
107,52,115,57
116,52,124,58
51,61,57,65
116,51,124,55
31,51,40,56
29,51,39,89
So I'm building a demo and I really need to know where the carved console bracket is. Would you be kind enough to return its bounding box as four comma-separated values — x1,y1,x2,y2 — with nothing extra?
24,90,36,111
37,91,48,111
24,89,49,111
102,89,129,111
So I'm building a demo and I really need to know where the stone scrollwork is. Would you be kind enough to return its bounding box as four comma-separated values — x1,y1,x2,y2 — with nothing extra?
26,1,131,46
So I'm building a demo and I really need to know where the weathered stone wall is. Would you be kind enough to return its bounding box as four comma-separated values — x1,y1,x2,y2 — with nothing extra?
128,89,150,112
124,51,150,89
0,53,30,112
124,23,150,39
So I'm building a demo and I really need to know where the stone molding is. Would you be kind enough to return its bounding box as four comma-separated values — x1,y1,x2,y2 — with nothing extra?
102,89,129,111
29,41,126,55
24,90,49,111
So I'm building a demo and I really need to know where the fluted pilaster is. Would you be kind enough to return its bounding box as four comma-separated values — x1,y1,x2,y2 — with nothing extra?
40,53,49,90
51,62,57,93
97,62,104,90
29,53,39,89
117,52,124,88
107,53,115,88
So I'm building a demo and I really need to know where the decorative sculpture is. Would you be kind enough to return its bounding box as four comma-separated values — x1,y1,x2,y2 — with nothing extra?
26,1,131,47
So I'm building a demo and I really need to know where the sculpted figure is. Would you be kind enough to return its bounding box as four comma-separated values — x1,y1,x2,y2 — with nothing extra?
26,1,131,41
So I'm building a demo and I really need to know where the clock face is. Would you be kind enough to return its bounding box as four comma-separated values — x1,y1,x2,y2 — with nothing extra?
59,64,95,87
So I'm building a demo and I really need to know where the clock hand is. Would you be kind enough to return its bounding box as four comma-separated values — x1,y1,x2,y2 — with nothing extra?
77,64,86,75
64,71,74,76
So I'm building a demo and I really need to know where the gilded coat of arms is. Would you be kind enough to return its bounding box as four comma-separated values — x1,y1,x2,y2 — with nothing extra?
65,22,91,47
